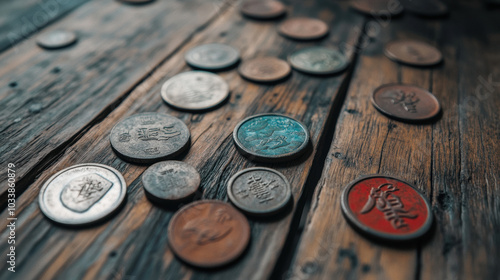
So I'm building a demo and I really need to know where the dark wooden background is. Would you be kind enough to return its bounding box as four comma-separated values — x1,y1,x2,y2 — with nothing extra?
0,0,499,279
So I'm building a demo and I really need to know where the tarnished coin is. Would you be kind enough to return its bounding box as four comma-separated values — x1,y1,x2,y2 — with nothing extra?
350,0,404,16
39,163,127,226
385,40,442,66
238,57,291,83
233,113,310,162
341,175,433,241
278,17,329,40
185,44,240,70
110,113,190,163
400,0,448,17
371,84,441,122
119,0,153,4
240,0,286,19
289,47,349,75
142,161,200,203
161,71,229,110
168,200,250,268
227,167,291,216
36,30,77,49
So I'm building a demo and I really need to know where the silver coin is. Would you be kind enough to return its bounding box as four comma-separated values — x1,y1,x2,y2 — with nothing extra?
36,30,77,49
289,47,349,75
142,161,200,203
110,113,190,164
39,163,127,225
227,167,291,216
185,43,240,70
161,71,229,111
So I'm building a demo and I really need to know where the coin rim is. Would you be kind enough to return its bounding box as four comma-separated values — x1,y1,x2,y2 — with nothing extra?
184,43,240,70
240,0,287,19
233,113,310,162
36,30,77,49
238,57,291,83
288,46,349,75
38,163,127,225
278,17,329,40
341,174,433,241
167,200,251,268
384,40,443,66
227,167,291,215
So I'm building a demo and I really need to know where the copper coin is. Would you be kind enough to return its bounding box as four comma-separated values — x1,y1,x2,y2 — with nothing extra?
400,0,448,17
341,175,433,241
168,200,250,268
278,17,329,40
36,30,77,49
350,0,404,16
385,40,443,66
371,84,440,122
240,0,286,19
238,57,291,83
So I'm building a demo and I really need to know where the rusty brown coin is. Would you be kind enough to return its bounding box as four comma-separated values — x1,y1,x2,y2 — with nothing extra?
278,17,329,40
168,200,250,268
371,84,441,122
385,40,443,66
350,0,404,16
238,57,291,83
240,0,286,19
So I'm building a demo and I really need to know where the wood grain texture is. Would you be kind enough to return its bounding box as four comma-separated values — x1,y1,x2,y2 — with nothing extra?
0,1,364,279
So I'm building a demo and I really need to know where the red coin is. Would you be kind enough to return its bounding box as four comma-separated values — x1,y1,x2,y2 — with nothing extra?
341,175,432,241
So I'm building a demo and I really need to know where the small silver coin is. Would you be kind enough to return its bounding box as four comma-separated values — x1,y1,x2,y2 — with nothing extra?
227,167,291,216
161,71,229,111
36,30,77,49
142,161,200,203
289,47,349,75
39,163,127,225
110,113,190,164
185,43,240,70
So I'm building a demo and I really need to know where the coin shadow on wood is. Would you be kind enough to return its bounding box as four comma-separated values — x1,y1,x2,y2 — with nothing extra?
241,13,287,22
163,94,231,113
143,190,198,211
239,72,292,85
376,108,443,125
186,60,241,73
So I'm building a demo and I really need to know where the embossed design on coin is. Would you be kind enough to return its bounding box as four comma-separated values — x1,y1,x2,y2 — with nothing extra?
371,84,441,122
168,201,250,268
240,0,286,19
185,44,240,70
39,163,127,225
385,40,443,66
278,17,329,40
142,161,200,203
36,30,77,49
238,57,291,83
341,175,433,241
161,71,229,110
350,0,404,16
110,113,190,163
228,167,291,216
289,47,349,75
400,0,448,17
233,114,310,162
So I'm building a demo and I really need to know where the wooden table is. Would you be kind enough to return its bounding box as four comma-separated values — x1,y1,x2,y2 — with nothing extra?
1,0,499,279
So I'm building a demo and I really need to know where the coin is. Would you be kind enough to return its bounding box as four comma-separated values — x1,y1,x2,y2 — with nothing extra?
36,30,77,49
350,0,404,16
185,44,240,70
119,0,153,4
233,113,310,162
400,0,448,17
238,57,291,83
278,17,329,40
168,200,250,268
161,71,229,110
110,113,190,163
341,175,433,241
39,163,127,225
240,0,286,19
384,40,443,66
371,84,441,122
142,161,200,203
227,167,291,216
289,47,349,75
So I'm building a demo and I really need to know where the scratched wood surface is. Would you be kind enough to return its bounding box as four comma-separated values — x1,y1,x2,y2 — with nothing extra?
0,0,499,279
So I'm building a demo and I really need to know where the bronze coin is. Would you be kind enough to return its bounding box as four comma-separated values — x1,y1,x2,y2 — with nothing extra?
240,0,286,19
371,84,441,122
400,0,448,17
278,17,329,40
238,57,291,83
167,200,250,268
350,0,404,16
385,40,443,66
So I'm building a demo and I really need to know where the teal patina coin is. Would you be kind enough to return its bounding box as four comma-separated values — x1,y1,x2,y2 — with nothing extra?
233,114,310,162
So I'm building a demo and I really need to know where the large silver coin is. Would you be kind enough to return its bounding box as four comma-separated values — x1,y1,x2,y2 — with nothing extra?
142,161,200,203
110,113,190,164
161,71,229,111
185,43,240,70
39,163,127,225
289,47,349,75
36,30,77,49
227,167,291,216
